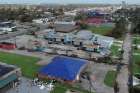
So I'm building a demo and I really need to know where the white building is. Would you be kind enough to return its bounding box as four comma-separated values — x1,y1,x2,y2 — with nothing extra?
64,11,77,16
0,22,16,34
33,18,49,24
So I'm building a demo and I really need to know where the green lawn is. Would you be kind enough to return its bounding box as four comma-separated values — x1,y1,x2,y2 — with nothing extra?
104,71,117,87
51,83,93,93
51,85,67,93
0,51,41,78
133,37,140,45
132,34,140,45
132,35,140,92
134,49,140,54
133,40,140,75
110,45,121,57
133,54,140,75
88,25,113,35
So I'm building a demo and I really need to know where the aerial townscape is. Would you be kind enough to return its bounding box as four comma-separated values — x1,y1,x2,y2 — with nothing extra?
0,0,140,93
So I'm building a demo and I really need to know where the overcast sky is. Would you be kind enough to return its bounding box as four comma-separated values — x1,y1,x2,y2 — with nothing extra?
0,0,140,4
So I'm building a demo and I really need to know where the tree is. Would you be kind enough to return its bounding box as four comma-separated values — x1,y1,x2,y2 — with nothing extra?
0,7,44,22
18,14,33,22
106,17,126,38
74,13,87,21
79,23,88,29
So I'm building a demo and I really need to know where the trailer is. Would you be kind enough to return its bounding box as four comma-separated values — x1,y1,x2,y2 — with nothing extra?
73,39,83,47
56,50,67,55
43,48,55,54
0,42,16,50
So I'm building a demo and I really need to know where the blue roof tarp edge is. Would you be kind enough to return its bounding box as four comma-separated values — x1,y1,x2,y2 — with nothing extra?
39,56,88,81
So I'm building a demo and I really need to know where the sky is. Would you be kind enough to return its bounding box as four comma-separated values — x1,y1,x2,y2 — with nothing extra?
0,0,140,4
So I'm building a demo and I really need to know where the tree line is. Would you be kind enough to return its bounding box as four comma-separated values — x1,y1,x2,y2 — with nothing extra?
0,8,44,22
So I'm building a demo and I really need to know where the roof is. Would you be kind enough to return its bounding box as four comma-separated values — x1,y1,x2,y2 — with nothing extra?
0,64,14,77
93,34,114,48
0,74,17,88
76,30,93,40
0,62,19,88
86,18,104,24
54,24,78,33
39,56,87,81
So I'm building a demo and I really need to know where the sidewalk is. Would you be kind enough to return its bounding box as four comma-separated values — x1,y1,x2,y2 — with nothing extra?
116,23,132,93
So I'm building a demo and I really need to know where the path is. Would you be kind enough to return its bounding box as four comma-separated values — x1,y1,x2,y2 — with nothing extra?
116,23,132,93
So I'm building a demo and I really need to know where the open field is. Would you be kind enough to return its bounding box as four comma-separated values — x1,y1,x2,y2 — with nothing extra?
51,83,93,93
133,36,140,44
0,51,41,78
133,55,140,74
132,34,140,76
88,25,113,35
133,47,140,75
104,70,117,87
110,44,121,57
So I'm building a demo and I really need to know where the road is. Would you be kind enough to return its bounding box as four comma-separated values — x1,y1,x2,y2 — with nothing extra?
117,23,132,93
0,29,28,40
0,23,40,41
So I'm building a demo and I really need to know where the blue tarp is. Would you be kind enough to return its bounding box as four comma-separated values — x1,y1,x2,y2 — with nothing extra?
87,11,105,17
39,56,87,81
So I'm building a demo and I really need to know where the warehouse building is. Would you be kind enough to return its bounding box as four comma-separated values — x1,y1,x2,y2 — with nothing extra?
38,56,88,84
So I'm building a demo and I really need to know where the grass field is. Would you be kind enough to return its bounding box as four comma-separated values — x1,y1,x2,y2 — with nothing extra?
132,35,140,92
51,85,67,93
132,35,140,75
104,70,117,87
51,83,92,93
133,49,140,75
110,45,121,57
133,54,140,78
0,51,41,78
133,37,140,44
133,60,140,93
88,25,113,35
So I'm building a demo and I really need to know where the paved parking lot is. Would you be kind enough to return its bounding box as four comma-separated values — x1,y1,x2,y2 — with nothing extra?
80,63,115,93
6,77,49,93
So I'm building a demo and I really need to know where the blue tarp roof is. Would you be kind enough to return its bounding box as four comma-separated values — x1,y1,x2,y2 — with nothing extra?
39,56,87,81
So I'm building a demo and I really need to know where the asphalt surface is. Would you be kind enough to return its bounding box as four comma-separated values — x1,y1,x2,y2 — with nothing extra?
117,23,132,93
0,23,41,41
81,63,115,93
6,77,49,93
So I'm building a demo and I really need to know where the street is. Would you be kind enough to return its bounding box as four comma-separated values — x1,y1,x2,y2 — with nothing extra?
116,23,132,93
